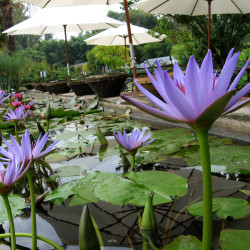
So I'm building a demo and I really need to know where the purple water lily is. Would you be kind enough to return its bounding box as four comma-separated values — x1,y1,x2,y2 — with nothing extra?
0,129,59,163
3,105,30,123
114,129,155,156
0,157,32,195
121,49,250,131
0,90,10,105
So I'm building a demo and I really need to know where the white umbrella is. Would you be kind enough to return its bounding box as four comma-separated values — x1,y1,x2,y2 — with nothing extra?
19,0,139,90
133,0,250,49
85,24,165,67
4,7,123,79
19,0,123,8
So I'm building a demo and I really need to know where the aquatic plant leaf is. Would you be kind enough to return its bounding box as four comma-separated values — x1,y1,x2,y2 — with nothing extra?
51,108,80,118
0,194,25,223
85,96,99,111
46,172,108,205
181,145,250,174
162,235,202,249
54,165,87,177
188,198,250,219
219,229,250,250
126,171,188,203
94,171,188,206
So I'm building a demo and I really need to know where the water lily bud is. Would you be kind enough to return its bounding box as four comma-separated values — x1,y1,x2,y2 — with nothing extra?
44,103,51,121
79,205,100,250
141,191,157,230
96,125,108,145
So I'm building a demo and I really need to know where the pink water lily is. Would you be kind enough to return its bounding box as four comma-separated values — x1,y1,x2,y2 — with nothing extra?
0,157,32,195
114,129,154,155
0,129,59,164
121,49,250,131
3,105,30,123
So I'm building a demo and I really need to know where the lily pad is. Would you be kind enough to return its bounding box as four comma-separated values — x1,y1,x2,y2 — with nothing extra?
162,235,202,250
45,171,113,205
54,165,87,177
0,194,26,223
180,145,250,174
188,197,250,219
220,229,250,250
94,171,188,206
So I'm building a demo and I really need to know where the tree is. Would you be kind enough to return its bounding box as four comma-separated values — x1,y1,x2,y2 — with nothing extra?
86,45,128,74
0,0,16,52
154,14,250,67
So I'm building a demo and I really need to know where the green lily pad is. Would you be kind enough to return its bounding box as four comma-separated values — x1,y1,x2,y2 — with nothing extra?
0,194,26,223
181,145,250,174
54,165,87,177
220,229,250,250
45,172,112,205
51,107,80,118
162,235,202,250
188,197,250,219
94,171,188,206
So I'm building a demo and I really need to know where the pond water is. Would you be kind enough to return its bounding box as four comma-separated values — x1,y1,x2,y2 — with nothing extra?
0,94,249,249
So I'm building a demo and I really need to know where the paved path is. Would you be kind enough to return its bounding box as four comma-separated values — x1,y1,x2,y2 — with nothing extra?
28,90,250,143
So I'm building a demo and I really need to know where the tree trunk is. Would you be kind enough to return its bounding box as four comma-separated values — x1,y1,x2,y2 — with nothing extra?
0,0,16,52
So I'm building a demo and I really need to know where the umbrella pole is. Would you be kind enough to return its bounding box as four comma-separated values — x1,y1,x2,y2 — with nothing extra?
124,0,138,91
124,37,128,71
208,0,211,50
63,25,71,80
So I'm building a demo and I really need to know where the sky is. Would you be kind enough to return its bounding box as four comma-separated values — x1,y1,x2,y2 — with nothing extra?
28,4,122,40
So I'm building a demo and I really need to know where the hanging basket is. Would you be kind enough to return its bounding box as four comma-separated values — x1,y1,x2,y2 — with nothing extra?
86,73,128,98
45,81,71,94
68,80,94,96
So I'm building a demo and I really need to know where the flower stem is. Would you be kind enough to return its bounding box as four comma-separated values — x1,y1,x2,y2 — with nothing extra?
1,195,16,250
0,233,64,250
14,122,21,145
196,130,212,250
27,170,37,250
131,154,135,171
46,120,50,133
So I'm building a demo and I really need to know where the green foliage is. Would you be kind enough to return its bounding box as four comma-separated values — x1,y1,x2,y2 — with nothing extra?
86,45,127,74
0,50,29,90
188,198,250,219
154,14,250,67
162,235,202,250
220,229,250,250
0,194,25,223
46,171,188,207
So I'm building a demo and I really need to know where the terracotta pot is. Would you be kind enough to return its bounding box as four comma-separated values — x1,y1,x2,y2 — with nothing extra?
86,73,127,98
45,81,70,94
68,80,94,96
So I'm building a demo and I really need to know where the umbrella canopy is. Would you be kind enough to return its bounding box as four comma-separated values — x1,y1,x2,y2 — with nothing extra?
19,0,139,89
85,24,164,46
19,0,123,8
133,0,250,49
4,7,123,79
85,24,165,66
